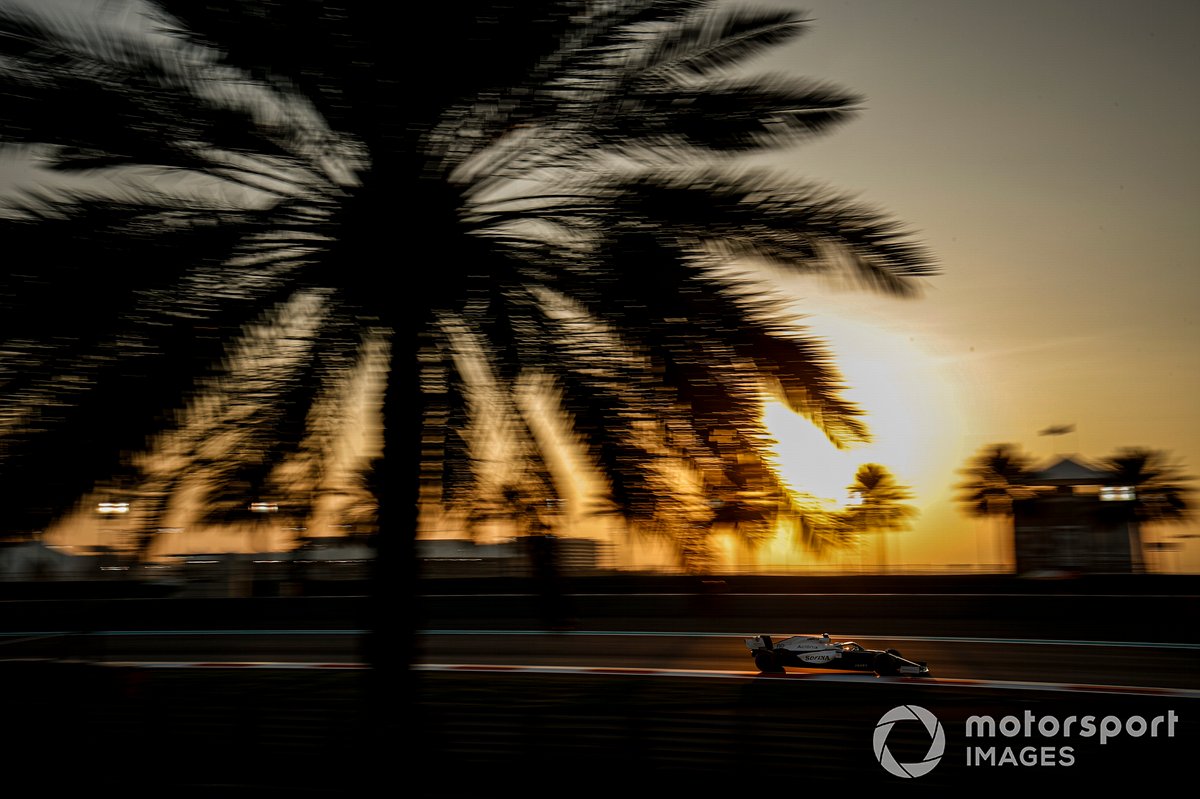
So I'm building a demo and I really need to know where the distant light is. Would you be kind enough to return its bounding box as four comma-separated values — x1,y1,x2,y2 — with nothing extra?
249,502,279,513
1100,486,1136,502
846,491,864,507
97,502,130,514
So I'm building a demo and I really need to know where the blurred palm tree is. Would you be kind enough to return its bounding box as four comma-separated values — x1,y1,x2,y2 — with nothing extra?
956,443,1038,568
956,443,1038,518
1100,448,1193,571
1100,448,1193,525
0,0,933,561
842,463,916,573
0,1,936,713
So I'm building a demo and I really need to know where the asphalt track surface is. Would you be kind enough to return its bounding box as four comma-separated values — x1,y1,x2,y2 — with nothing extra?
419,630,1200,690
2,628,1196,691
2,588,1197,691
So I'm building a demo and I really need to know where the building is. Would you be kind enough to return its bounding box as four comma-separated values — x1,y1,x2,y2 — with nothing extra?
1012,456,1140,574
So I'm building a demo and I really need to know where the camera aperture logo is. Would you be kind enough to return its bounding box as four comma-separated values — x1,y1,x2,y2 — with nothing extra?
874,705,946,778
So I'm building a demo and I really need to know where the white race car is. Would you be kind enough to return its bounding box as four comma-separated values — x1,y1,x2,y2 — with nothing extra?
745,633,931,677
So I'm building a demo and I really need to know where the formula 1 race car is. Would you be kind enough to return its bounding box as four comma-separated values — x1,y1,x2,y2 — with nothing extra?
745,633,931,677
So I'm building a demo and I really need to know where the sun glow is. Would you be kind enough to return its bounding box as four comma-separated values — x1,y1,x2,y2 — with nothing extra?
761,311,967,565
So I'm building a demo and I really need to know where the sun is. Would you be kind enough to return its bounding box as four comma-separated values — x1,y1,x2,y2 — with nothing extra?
764,311,965,512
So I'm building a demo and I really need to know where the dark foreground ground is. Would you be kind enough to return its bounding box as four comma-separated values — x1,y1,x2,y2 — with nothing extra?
2,575,1196,793
3,661,1196,794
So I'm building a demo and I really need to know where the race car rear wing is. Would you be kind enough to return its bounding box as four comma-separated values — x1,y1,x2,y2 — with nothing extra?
744,634,774,652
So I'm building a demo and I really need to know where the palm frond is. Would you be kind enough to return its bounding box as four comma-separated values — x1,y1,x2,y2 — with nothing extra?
632,8,805,81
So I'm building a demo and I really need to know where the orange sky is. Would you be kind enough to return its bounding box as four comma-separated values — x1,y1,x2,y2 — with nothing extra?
746,0,1199,571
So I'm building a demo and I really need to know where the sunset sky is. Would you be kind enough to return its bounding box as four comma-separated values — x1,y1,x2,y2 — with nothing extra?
749,0,1199,569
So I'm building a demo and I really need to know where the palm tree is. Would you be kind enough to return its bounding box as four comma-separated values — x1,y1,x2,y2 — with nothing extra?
1099,448,1193,572
842,463,917,573
1100,448,1193,525
0,0,934,739
0,0,934,557
956,443,1038,517
956,443,1040,569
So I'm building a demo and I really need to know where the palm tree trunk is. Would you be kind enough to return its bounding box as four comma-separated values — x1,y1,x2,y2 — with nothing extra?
363,316,421,766
354,24,428,743
1128,519,1145,573
357,139,428,767
356,24,459,768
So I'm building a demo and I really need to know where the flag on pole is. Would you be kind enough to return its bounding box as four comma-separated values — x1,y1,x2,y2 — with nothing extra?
1038,424,1075,436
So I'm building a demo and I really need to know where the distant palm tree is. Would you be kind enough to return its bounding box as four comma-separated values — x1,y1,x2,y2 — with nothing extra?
1100,447,1193,572
843,463,916,573
1100,448,1193,525
956,443,1042,569
956,443,1038,517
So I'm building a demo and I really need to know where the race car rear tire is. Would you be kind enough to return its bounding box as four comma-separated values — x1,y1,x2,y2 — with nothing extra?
873,653,899,676
754,651,785,674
